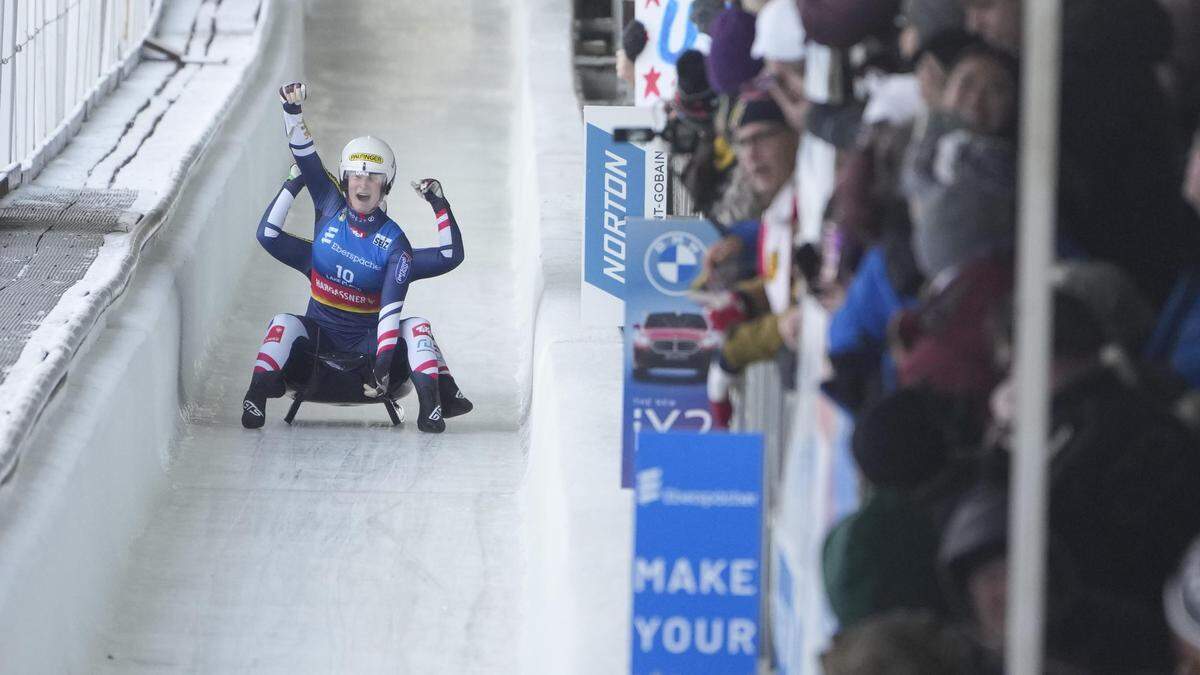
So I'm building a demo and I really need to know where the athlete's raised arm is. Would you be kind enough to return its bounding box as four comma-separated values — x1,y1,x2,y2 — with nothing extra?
255,166,312,275
407,178,465,278
278,82,342,218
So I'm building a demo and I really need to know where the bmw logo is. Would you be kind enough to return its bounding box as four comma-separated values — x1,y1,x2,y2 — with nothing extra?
643,231,706,296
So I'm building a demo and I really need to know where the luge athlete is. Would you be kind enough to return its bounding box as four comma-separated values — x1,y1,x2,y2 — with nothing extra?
241,81,470,432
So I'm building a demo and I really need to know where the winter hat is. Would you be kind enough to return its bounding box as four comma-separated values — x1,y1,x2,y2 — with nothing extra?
706,5,764,94
1052,260,1155,354
851,388,952,489
676,49,713,98
731,90,787,128
823,489,946,628
906,117,1017,278
903,0,964,48
1164,535,1200,651
938,482,1007,601
989,292,1107,362
750,0,806,62
622,19,649,60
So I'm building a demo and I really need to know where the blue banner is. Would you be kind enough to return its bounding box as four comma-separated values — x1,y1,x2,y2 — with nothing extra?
583,107,670,325
584,121,646,301
631,432,764,675
622,217,720,487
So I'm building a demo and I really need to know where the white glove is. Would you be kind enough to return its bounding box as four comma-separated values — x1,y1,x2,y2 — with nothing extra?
411,178,444,202
279,83,311,147
278,82,306,106
363,370,389,398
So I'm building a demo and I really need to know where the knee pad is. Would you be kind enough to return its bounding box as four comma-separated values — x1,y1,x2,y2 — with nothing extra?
254,314,309,373
400,317,442,378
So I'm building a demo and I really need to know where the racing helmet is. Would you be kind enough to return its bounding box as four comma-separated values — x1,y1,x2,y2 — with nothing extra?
339,136,397,193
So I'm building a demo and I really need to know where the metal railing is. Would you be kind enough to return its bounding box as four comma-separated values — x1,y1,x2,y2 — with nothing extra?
0,0,163,194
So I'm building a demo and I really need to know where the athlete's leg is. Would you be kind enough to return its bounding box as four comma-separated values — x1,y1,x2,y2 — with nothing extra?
397,316,454,432
402,316,473,417
423,324,472,419
242,313,311,428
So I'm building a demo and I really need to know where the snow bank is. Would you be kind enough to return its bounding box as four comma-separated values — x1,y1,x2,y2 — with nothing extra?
512,1,633,673
0,1,304,670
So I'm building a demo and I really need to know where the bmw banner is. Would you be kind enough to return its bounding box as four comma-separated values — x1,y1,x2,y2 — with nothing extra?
583,106,670,326
631,431,764,675
621,217,720,487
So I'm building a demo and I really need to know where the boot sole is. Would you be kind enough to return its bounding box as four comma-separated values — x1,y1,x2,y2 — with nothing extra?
416,420,446,433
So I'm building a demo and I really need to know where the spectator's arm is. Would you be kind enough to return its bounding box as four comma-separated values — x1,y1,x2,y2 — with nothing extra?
720,313,784,370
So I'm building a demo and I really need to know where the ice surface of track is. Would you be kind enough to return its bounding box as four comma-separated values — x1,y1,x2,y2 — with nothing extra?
97,1,524,671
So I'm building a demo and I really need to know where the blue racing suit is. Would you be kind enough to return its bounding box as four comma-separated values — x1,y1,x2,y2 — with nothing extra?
255,100,464,384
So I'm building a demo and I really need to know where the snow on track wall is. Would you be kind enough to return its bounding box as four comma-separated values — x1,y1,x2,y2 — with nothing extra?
0,2,303,670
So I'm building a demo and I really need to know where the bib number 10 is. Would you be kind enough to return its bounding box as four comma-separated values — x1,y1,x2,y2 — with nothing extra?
335,265,355,284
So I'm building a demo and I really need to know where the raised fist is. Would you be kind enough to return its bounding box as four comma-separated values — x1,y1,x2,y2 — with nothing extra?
411,178,444,202
278,82,307,107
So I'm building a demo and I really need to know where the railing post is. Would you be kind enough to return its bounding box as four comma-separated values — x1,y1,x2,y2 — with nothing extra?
1006,0,1061,673
0,0,159,188
0,0,12,168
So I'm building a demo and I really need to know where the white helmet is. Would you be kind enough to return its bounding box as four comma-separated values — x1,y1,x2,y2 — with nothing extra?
339,136,397,193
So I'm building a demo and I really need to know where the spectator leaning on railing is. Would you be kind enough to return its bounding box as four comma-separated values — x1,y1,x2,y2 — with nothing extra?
694,92,801,428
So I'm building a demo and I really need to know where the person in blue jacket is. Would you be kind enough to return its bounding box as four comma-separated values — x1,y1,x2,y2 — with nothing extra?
241,81,469,432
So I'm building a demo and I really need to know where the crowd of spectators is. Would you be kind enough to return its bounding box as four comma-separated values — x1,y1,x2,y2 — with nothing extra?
620,0,1200,671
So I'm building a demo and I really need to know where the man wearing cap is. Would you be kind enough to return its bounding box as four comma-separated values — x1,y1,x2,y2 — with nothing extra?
700,92,802,427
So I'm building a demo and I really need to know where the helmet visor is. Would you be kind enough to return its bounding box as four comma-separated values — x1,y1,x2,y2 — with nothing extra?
345,170,386,184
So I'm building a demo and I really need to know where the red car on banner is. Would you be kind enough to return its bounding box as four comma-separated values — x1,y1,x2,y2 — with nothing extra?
631,311,718,381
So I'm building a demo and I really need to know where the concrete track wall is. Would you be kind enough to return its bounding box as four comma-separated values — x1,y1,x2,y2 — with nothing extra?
513,1,631,673
0,2,303,670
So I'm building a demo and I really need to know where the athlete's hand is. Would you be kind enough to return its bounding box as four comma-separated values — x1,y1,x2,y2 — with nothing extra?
280,83,311,146
411,178,444,203
278,82,306,108
363,371,389,398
